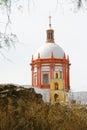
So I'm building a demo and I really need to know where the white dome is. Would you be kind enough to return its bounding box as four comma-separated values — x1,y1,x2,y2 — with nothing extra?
34,43,65,59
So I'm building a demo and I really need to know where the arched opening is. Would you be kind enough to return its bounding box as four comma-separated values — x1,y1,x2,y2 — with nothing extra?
55,82,59,90
56,73,58,78
54,94,58,101
47,32,50,39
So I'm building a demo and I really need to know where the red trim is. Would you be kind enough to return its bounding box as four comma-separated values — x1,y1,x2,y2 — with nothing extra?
30,56,71,90
31,58,68,65
41,84,50,89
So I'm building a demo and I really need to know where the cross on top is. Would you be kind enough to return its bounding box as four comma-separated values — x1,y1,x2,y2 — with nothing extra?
49,16,51,29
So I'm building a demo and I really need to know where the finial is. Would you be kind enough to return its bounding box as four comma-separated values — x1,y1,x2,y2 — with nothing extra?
46,16,55,43
51,52,54,58
67,55,69,61
38,53,40,59
64,53,66,59
32,55,34,61
49,16,51,29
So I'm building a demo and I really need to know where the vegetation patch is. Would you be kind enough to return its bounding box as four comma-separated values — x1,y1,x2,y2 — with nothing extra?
0,84,87,130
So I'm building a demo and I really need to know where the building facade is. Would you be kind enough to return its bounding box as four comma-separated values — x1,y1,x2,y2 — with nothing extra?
30,17,71,102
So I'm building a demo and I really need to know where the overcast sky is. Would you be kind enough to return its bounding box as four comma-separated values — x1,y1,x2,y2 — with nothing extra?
0,0,87,91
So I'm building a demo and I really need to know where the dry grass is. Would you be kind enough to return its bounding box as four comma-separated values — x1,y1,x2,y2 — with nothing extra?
0,84,87,130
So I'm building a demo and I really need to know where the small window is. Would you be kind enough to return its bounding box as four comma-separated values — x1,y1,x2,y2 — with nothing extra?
51,32,53,39
56,73,58,78
34,75,37,85
55,83,59,90
47,33,50,39
43,74,49,85
60,71,62,79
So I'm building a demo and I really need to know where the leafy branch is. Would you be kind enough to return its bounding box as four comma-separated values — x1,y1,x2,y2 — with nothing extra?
0,0,87,50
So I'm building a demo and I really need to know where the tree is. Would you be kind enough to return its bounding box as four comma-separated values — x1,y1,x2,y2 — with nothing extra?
0,0,87,50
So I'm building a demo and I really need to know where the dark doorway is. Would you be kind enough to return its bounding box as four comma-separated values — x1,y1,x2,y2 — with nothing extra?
54,94,58,101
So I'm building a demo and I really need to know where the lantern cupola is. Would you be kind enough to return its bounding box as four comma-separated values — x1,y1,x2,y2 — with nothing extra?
46,16,55,43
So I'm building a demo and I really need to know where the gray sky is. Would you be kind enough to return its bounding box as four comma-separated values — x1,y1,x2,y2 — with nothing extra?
0,0,87,91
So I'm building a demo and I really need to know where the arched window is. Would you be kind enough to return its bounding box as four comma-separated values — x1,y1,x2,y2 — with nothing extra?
55,83,59,90
54,94,58,101
47,32,50,39
51,32,53,39
56,73,58,78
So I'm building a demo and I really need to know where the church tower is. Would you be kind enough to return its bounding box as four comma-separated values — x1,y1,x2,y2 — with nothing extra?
30,17,71,101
